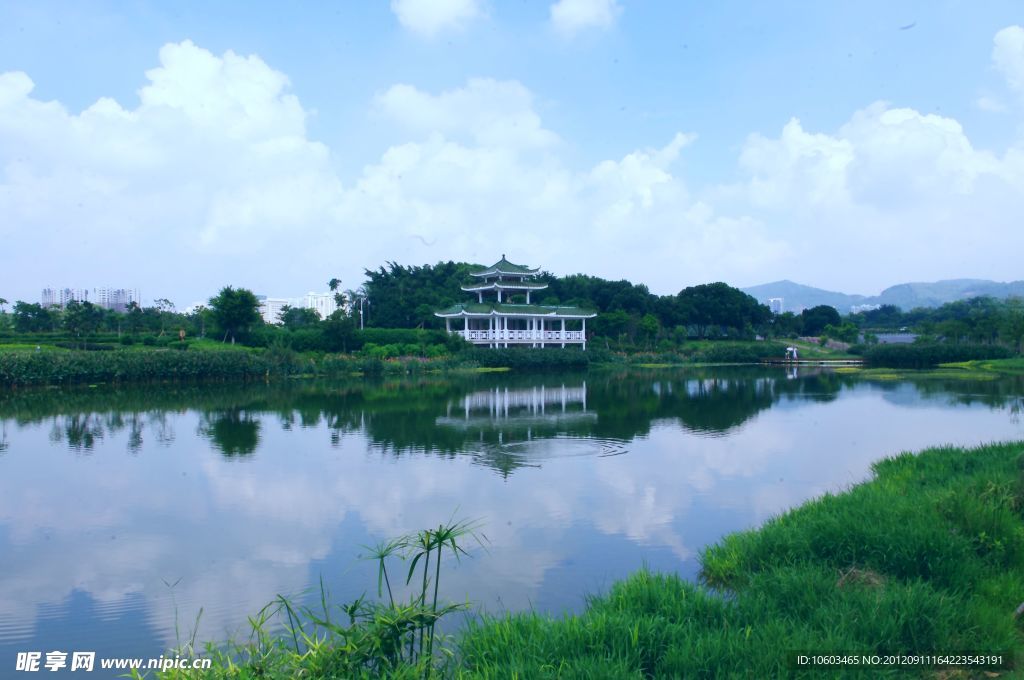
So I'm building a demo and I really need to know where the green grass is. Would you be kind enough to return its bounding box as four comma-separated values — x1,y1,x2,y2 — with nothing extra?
457,441,1024,677
0,343,71,352
147,441,1024,677
941,358,1024,375
851,367,1000,381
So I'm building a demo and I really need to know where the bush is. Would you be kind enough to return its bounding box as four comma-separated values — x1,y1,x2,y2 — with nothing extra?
52,341,116,351
355,328,449,350
863,343,1013,368
462,347,590,369
695,343,780,363
0,348,276,386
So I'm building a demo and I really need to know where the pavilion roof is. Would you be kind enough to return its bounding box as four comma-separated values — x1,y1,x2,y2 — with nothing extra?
434,302,596,318
461,281,549,292
470,255,541,277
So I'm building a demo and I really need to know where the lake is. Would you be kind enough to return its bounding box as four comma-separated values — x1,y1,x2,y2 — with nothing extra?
1,366,1022,674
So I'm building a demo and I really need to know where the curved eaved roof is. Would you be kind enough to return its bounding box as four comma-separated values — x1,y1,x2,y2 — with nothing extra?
435,303,597,319
470,255,541,278
461,281,549,292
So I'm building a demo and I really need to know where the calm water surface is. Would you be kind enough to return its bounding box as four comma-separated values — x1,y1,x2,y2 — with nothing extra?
1,367,1022,674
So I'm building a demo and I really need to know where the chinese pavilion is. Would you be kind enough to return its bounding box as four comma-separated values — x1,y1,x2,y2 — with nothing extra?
435,256,597,349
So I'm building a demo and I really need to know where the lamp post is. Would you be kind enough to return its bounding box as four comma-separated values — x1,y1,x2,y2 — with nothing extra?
358,297,369,330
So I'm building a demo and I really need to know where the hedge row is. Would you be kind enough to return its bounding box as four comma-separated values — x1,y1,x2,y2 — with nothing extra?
863,343,1014,368
693,343,783,363
462,347,593,369
0,349,276,386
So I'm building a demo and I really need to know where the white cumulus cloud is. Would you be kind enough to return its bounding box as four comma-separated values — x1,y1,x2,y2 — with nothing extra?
992,25,1024,95
373,79,560,149
390,0,485,37
550,0,622,36
4,26,1024,306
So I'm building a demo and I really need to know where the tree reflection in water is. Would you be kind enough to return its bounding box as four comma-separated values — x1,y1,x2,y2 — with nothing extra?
2,368,1021,469
199,408,261,457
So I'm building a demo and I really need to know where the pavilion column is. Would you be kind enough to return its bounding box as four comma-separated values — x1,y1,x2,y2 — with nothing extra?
541,319,545,348
582,318,587,351
561,318,566,348
445,318,450,333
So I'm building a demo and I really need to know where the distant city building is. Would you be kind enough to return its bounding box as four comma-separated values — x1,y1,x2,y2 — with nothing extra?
41,288,89,308
257,291,338,324
299,292,338,320
851,303,882,314
42,287,139,311
767,297,784,314
92,288,139,313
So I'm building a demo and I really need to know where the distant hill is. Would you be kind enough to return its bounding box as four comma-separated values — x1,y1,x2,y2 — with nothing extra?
741,281,865,312
742,279,1024,313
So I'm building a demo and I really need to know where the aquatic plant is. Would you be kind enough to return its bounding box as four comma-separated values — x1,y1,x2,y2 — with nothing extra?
143,518,481,679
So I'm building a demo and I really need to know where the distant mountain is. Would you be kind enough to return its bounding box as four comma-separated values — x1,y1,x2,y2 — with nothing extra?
742,279,1024,313
741,281,866,312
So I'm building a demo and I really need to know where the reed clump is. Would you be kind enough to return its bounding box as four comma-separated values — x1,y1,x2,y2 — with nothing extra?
143,519,480,679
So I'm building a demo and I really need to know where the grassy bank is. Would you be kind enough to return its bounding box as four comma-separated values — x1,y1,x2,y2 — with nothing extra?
0,339,855,387
150,441,1024,678
941,358,1024,376
0,346,472,387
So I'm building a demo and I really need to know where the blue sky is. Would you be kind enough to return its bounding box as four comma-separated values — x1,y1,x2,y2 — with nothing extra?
2,1,1023,307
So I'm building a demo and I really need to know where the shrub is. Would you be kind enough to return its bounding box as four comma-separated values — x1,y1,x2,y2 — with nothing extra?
863,343,1013,368
462,347,590,369
695,343,780,363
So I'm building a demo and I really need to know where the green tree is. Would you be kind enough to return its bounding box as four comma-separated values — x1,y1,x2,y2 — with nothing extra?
63,300,104,347
209,286,262,344
676,282,770,338
0,297,7,314
154,298,175,336
821,322,859,344
125,301,144,335
279,305,321,329
328,278,346,309
13,302,56,333
638,313,661,347
800,305,841,336
999,297,1024,353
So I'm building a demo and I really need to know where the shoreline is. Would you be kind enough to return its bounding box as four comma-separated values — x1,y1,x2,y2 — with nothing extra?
143,440,1024,677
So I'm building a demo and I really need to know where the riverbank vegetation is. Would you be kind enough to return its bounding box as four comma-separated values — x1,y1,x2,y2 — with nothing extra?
145,440,1024,678
2,259,1021,385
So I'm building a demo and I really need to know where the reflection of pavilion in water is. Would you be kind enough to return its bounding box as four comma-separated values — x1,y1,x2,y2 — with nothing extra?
435,384,606,474
437,383,595,434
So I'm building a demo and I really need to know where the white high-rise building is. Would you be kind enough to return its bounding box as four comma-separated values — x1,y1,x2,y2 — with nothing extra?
42,287,138,311
257,296,292,324
299,292,338,319
767,297,784,314
41,288,89,308
257,292,337,324
93,288,139,313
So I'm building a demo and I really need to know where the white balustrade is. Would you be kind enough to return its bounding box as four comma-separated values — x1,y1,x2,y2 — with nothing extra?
454,329,585,343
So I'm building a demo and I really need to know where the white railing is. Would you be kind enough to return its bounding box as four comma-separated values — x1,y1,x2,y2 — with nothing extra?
455,330,584,342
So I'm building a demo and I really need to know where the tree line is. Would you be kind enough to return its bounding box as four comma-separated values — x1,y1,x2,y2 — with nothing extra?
2,260,1022,354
